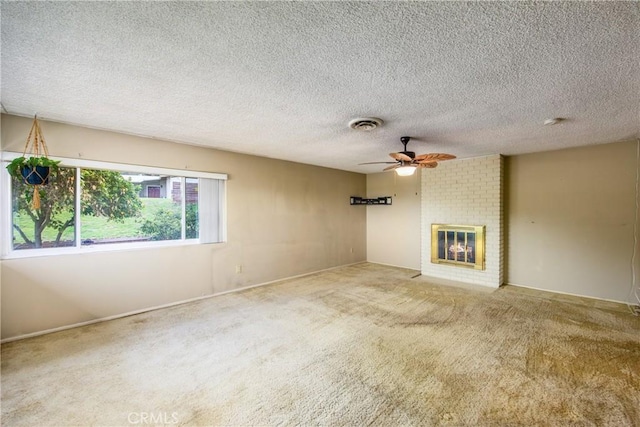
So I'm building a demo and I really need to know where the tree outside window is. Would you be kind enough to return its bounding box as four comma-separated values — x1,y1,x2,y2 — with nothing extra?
10,168,206,250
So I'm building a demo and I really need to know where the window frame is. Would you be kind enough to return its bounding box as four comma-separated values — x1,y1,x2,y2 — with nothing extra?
1,151,227,259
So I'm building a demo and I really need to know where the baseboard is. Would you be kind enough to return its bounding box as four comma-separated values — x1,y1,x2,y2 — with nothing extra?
504,282,630,305
366,260,421,272
1,261,366,343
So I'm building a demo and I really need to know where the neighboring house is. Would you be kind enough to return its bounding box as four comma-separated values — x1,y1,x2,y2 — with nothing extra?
122,174,171,199
121,175,197,202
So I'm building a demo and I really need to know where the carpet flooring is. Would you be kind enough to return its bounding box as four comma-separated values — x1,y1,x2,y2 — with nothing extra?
1,263,639,426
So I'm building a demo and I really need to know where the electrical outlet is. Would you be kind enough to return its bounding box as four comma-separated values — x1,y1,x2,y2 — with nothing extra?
235,265,243,274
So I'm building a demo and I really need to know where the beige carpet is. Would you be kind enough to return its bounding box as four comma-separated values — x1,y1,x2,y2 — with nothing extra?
2,263,639,426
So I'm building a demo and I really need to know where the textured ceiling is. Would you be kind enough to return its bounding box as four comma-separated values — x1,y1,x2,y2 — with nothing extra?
1,1,639,173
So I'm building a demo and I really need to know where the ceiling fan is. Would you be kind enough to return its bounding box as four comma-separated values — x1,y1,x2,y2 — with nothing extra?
360,136,456,176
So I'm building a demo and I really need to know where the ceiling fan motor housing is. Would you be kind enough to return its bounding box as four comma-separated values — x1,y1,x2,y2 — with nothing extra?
400,136,415,159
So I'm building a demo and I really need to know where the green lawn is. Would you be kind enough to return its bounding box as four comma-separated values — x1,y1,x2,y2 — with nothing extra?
12,198,180,246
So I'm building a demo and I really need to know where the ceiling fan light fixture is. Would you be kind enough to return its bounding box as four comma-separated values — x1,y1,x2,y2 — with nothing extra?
359,136,455,174
395,165,416,176
348,117,383,131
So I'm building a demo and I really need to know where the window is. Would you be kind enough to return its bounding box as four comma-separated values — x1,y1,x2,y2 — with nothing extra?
1,153,226,257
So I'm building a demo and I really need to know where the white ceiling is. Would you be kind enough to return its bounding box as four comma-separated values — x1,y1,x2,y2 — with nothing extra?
1,1,638,174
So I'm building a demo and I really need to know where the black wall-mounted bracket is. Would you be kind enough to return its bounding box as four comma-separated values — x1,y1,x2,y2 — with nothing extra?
350,196,392,205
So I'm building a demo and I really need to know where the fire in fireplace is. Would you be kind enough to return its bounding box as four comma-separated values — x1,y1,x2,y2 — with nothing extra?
431,224,485,270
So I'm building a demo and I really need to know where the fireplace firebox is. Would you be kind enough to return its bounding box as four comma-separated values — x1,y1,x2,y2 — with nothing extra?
431,224,485,270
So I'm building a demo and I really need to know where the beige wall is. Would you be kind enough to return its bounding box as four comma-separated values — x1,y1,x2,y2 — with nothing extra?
2,113,637,339
367,141,639,303
506,140,639,303
0,114,366,339
366,171,422,270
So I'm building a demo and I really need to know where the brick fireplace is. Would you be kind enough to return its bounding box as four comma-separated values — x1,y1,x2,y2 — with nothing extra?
421,155,504,288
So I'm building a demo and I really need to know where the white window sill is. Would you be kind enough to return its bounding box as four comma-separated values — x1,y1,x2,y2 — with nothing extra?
1,239,227,260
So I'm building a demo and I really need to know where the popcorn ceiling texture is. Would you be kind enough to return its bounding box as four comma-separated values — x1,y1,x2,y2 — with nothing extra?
1,2,638,173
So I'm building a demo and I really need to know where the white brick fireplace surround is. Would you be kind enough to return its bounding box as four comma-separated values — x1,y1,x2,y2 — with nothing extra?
421,155,504,288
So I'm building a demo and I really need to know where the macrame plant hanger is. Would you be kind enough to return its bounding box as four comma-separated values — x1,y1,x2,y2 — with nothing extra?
22,115,51,209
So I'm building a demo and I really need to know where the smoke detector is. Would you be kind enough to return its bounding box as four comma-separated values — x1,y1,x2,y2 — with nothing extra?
544,118,564,126
348,117,383,131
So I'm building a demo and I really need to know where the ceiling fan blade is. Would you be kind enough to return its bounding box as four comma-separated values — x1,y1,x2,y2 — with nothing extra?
389,152,412,162
415,153,456,162
358,161,398,165
419,162,438,168
383,164,400,171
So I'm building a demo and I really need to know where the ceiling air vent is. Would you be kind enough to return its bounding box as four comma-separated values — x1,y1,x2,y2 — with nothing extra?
348,117,383,131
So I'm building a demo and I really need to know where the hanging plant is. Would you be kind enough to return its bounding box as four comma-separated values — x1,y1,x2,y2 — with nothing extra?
6,156,60,185
4,116,59,208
